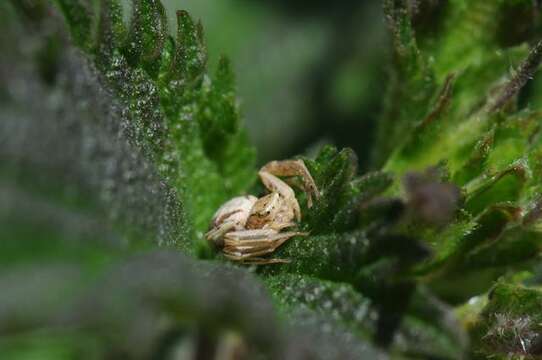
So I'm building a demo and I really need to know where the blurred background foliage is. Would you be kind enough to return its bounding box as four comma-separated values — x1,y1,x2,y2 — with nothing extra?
5,0,542,359
157,0,388,170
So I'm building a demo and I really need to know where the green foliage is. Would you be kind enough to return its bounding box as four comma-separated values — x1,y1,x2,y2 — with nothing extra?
0,0,381,358
372,0,542,357
469,282,542,359
53,0,256,250
373,1,542,304
4,0,542,359
302,146,394,233
53,0,93,49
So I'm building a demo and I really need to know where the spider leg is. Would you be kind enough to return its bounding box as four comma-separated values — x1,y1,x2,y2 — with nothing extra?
268,221,296,231
205,221,238,247
260,159,320,207
224,231,306,252
223,230,307,263
223,254,290,265
257,173,302,221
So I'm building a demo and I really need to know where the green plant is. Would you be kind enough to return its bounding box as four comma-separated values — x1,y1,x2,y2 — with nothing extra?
3,0,542,359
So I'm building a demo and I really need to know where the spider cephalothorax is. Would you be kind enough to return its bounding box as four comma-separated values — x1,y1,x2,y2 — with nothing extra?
206,159,320,264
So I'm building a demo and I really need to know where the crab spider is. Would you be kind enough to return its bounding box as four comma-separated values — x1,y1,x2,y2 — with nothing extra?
205,159,319,264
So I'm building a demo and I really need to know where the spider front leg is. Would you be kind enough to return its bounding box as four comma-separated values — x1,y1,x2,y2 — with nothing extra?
205,221,238,247
223,229,307,264
259,159,320,208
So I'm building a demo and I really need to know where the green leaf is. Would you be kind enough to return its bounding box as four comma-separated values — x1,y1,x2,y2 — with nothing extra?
263,273,378,339
54,0,93,50
95,0,126,66
470,282,542,358
124,0,169,78
303,146,359,233
170,10,207,83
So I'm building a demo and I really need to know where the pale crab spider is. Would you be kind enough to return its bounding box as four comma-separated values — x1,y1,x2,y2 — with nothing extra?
206,159,320,264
